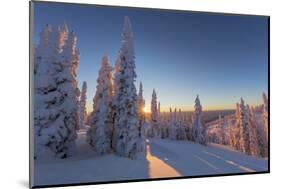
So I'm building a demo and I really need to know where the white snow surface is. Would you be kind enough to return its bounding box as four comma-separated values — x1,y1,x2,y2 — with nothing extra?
34,130,268,186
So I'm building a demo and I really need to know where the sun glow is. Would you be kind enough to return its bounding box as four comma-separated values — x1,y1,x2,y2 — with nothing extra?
143,107,149,113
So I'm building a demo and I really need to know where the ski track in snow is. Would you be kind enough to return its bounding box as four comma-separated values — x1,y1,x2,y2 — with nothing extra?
34,131,268,186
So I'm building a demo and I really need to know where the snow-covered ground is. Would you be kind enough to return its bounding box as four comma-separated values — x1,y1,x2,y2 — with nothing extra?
34,130,268,186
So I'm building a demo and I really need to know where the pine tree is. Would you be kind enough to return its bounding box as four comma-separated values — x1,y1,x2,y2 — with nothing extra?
168,107,177,140
137,82,146,153
234,102,241,150
238,98,251,155
262,92,268,143
192,95,206,145
79,81,87,129
177,108,186,140
218,114,224,144
248,106,260,156
112,16,142,158
228,123,236,149
255,108,268,157
87,56,113,154
137,83,145,124
160,111,169,139
151,89,159,137
112,55,122,149
34,24,80,159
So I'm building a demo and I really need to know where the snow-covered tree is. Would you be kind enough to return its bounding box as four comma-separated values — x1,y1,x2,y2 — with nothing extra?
112,16,143,158
34,24,52,75
111,55,122,149
228,123,236,149
79,81,87,129
87,55,113,154
192,95,206,145
238,98,251,155
169,107,177,140
262,92,268,143
255,109,268,157
218,114,224,144
160,111,169,139
185,116,193,141
137,82,146,153
150,89,159,137
177,109,186,140
217,114,227,145
248,106,260,156
137,82,145,123
234,102,241,150
34,24,80,159
158,102,161,117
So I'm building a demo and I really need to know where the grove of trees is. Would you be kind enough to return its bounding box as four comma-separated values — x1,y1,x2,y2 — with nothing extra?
34,18,269,160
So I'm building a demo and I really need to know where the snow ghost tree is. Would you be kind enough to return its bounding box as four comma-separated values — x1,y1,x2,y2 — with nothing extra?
169,107,177,140
34,24,52,75
79,81,87,129
112,16,143,158
34,24,80,159
218,114,227,145
228,122,236,149
158,102,161,125
192,95,206,145
218,114,224,144
178,109,185,140
160,111,169,139
262,92,268,143
137,82,145,125
87,56,113,154
234,102,241,150
137,82,146,153
238,98,251,155
111,55,122,149
248,105,260,156
150,89,159,137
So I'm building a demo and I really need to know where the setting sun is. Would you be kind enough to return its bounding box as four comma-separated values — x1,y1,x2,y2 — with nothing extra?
143,107,149,113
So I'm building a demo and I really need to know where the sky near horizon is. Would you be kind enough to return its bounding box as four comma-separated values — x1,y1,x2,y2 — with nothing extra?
33,2,268,113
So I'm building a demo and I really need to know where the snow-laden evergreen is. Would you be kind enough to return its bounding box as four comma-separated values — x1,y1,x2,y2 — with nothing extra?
158,102,161,117
160,111,169,139
248,105,260,156
112,16,143,158
34,24,80,159
137,82,146,153
233,102,242,151
87,56,113,154
79,81,87,129
169,108,177,140
177,109,186,140
218,115,228,145
228,121,236,149
262,92,268,143
192,95,206,145
137,82,145,124
238,98,251,155
111,55,122,150
150,89,159,137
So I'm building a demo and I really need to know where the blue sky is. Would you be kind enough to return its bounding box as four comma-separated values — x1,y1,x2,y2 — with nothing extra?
33,2,268,112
